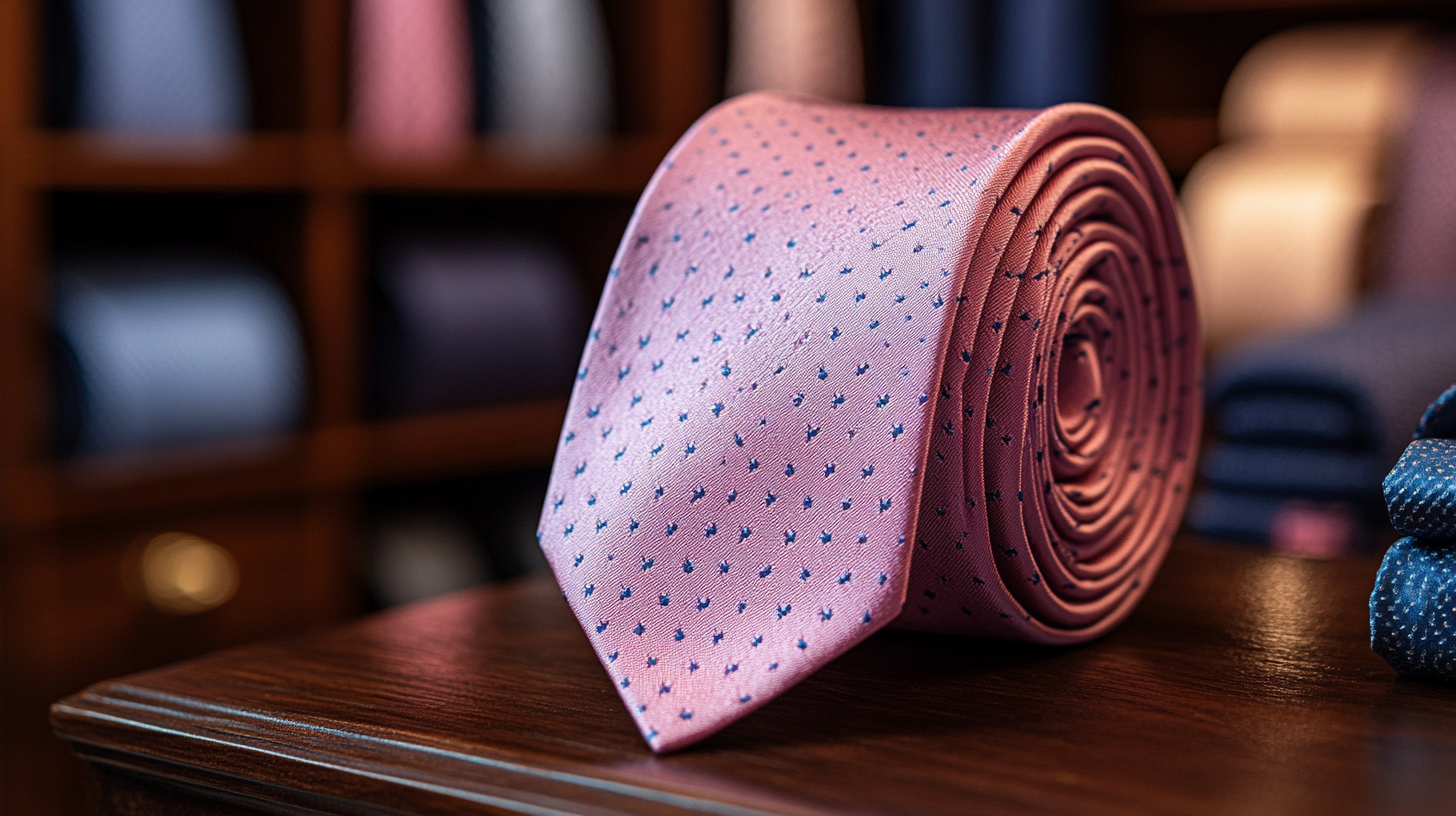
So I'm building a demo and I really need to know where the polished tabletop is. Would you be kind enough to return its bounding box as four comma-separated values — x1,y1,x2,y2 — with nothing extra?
52,540,1456,815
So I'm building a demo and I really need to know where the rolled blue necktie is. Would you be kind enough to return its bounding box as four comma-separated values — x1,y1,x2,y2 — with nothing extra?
1189,296,1456,545
55,257,305,457
1416,383,1456,440
874,0,985,108
990,0,1104,108
1384,437,1456,539
1372,538,1456,681
69,0,250,135
1373,384,1456,681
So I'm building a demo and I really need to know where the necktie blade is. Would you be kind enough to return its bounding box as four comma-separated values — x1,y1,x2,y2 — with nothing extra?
540,93,1199,752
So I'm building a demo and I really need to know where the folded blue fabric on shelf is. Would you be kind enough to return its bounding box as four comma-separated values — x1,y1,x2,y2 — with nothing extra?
1199,444,1384,497
989,0,1103,107
1188,296,1456,551
1372,384,1456,681
54,256,305,456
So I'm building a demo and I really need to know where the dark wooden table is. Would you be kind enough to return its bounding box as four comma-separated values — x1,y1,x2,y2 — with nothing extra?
50,540,1456,815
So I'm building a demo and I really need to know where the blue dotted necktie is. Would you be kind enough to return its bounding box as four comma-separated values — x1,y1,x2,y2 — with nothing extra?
1373,383,1456,680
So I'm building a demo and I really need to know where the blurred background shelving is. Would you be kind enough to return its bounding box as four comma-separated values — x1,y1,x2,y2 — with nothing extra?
1,0,1453,814
0,1,720,813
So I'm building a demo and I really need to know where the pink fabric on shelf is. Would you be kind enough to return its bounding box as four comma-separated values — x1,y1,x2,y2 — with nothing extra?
351,0,471,163
1269,500,1360,559
538,93,1201,752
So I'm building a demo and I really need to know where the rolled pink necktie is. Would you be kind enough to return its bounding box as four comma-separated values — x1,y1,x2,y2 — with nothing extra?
351,0,472,163
539,93,1201,751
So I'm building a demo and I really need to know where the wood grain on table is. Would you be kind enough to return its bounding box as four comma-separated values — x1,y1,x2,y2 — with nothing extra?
51,541,1456,815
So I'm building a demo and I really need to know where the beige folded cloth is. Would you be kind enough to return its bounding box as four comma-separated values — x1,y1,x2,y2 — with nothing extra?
726,0,863,102
1183,24,1424,349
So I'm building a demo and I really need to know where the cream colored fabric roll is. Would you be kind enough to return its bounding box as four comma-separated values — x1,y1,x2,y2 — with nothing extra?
1184,24,1425,349
1183,141,1379,349
726,0,863,102
1221,23,1422,143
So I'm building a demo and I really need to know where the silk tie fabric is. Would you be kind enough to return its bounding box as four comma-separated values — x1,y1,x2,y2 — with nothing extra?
68,0,250,138
54,256,305,456
351,0,473,164
537,92,1200,751
1373,384,1456,681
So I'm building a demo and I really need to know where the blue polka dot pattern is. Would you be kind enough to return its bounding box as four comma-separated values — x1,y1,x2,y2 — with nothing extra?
1374,382,1456,681
1384,438,1456,539
538,92,1200,752
1372,537,1456,681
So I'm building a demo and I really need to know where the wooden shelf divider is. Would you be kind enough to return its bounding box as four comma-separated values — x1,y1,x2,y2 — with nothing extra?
34,130,671,194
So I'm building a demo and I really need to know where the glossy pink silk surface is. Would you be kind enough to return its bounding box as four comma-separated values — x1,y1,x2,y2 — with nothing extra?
538,93,1201,751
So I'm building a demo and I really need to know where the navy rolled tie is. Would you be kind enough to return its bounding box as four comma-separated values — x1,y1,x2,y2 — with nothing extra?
1372,384,1456,681
1188,296,1456,550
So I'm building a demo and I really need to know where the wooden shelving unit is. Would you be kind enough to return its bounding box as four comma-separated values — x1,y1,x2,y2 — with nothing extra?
0,1,721,813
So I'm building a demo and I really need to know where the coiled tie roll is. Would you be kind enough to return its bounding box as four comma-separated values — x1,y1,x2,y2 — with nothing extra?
901,104,1201,642
539,93,1200,750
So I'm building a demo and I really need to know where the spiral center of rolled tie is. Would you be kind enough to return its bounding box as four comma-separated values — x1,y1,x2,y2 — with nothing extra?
1055,278,1117,471
1056,325,1105,443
